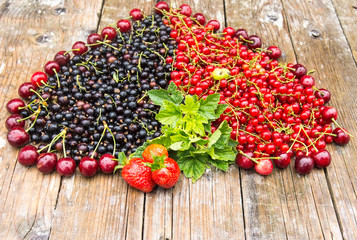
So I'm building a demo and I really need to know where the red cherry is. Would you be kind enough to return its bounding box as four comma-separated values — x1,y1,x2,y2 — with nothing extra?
314,88,331,104
179,4,192,17
72,41,88,55
321,106,337,122
255,159,273,175
274,151,291,168
295,156,314,175
5,114,24,130
87,33,102,48
54,51,70,66
44,61,60,76
193,13,206,25
99,153,118,174
37,153,57,173
235,151,254,169
300,75,315,88
155,1,169,15
79,156,98,177
247,35,262,49
234,29,249,40
100,27,116,41
332,128,350,145
117,19,131,33
17,145,39,166
130,8,143,21
312,149,331,168
292,64,307,79
207,20,220,32
223,27,235,37
56,157,76,177
6,98,25,114
267,46,282,59
30,71,48,87
7,127,29,147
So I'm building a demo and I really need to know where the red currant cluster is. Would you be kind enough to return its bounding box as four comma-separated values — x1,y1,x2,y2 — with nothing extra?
160,2,351,175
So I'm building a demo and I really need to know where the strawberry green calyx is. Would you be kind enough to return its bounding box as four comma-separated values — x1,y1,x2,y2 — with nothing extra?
113,152,130,173
145,153,166,171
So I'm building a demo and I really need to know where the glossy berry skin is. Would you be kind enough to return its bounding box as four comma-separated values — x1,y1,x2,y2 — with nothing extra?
142,144,169,163
234,29,249,40
17,145,39,166
18,82,36,99
44,61,60,76
99,153,118,174
117,20,131,33
321,106,337,122
312,150,331,168
235,152,254,169
6,98,25,114
87,33,102,48
122,158,156,193
79,156,98,177
54,51,70,66
5,114,24,130
295,156,314,175
130,8,143,21
37,153,57,173
72,41,88,55
247,35,262,49
7,127,29,147
207,20,220,32
267,46,282,59
100,27,116,41
56,157,76,177
151,157,180,189
223,27,235,37
292,64,307,79
314,88,331,104
155,1,169,14
332,128,350,145
274,151,291,168
31,72,48,87
193,13,206,25
179,4,192,17
255,159,273,175
300,75,315,88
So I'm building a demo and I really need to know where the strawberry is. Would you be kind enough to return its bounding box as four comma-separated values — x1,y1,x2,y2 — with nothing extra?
142,144,168,163
147,155,180,189
121,158,156,193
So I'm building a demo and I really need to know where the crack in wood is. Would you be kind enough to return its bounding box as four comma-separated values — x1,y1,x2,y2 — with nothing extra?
96,0,106,32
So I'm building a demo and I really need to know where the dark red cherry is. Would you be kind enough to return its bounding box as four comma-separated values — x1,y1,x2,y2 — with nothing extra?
30,72,48,87
7,127,29,147
155,2,169,15
56,157,76,177
235,151,254,169
247,35,262,49
292,64,307,79
179,4,192,17
300,75,315,88
72,41,88,55
17,145,39,166
87,33,102,48
44,61,60,76
5,114,24,130
312,150,331,168
234,29,249,41
101,27,117,41
255,159,273,175
274,151,291,168
79,156,98,177
193,13,206,25
321,106,337,122
267,46,282,59
332,128,350,145
314,88,331,103
54,51,70,66
207,20,220,32
130,8,143,21
99,153,118,174
37,153,57,173
117,20,131,33
295,156,314,175
6,98,25,114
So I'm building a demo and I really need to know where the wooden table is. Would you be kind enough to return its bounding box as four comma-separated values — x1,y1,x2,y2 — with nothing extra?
1,0,356,239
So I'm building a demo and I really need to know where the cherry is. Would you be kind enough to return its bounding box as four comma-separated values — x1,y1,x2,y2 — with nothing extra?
155,1,169,14
223,27,235,37
235,151,254,169
54,51,70,66
332,128,350,145
18,82,36,99
117,20,131,33
6,98,25,114
312,149,331,168
130,8,143,21
193,13,206,25
295,155,314,175
87,33,102,48
255,159,273,175
234,29,248,40
72,41,88,55
300,75,315,88
314,88,331,103
179,4,192,17
79,156,98,177
274,151,291,168
99,153,118,174
247,35,262,49
37,153,57,173
101,27,117,41
7,127,29,147
5,114,24,130
17,145,39,166
56,157,76,177
44,61,60,76
207,20,220,32
267,46,282,59
292,64,307,79
30,72,48,87
321,106,337,122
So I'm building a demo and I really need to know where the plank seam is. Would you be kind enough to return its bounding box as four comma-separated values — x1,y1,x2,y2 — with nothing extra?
223,0,227,28
96,0,106,32
48,176,63,240
141,194,146,240
238,169,247,240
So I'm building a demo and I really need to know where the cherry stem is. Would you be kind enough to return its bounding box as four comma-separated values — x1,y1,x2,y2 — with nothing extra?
307,69,315,75
30,89,45,102
64,49,79,55
238,150,259,164
300,125,318,151
331,118,353,137
53,69,60,88
37,128,67,153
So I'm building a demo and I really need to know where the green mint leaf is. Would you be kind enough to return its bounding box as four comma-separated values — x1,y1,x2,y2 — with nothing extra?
207,158,230,171
198,93,220,120
212,120,232,149
156,100,181,126
177,154,208,182
180,95,200,115
215,104,228,118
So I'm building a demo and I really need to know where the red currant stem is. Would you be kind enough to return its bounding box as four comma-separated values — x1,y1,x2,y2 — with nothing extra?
300,125,318,151
307,69,315,75
53,68,60,88
317,132,336,137
331,118,353,137
238,150,259,164
287,126,302,153
29,89,45,102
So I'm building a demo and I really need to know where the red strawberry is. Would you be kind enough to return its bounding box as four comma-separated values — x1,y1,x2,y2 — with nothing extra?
148,155,180,189
121,158,156,193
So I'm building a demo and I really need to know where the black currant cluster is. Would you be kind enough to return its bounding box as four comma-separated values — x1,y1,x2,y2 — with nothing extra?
21,14,176,164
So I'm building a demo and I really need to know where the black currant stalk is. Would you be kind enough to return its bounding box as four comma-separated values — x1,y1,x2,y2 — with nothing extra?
91,121,116,158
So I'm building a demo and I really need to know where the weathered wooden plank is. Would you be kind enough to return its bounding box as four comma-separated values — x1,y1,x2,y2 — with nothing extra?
0,0,103,239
